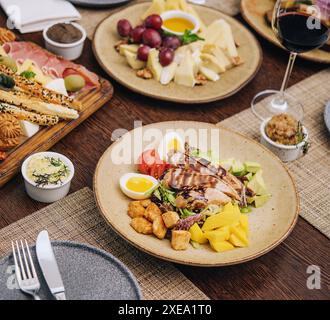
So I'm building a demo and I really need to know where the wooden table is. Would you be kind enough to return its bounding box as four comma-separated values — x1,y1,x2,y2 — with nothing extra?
0,11,329,300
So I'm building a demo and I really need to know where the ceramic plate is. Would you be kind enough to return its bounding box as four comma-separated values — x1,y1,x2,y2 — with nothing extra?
0,241,142,300
69,0,131,8
241,0,330,64
93,3,262,104
94,121,299,267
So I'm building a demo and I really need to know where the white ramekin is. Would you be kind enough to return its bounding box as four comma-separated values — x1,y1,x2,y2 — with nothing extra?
260,118,309,162
43,22,86,60
161,10,200,36
21,152,75,203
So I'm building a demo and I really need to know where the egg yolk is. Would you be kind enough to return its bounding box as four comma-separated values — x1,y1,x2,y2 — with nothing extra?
126,177,154,193
163,17,194,33
167,138,181,152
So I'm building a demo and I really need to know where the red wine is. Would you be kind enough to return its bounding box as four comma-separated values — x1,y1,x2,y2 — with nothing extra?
277,12,329,53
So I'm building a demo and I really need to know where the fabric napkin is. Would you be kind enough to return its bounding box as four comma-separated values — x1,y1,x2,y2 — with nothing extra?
0,0,81,33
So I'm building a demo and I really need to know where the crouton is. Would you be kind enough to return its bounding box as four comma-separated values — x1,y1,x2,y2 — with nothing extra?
162,211,180,229
144,202,162,222
131,217,153,234
127,201,145,218
171,230,191,250
140,199,152,208
153,216,167,239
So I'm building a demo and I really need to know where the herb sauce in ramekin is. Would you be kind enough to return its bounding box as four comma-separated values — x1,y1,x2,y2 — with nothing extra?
26,155,70,187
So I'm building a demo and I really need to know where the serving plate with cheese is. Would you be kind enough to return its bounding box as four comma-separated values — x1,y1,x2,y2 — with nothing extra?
0,30,113,187
93,1,262,104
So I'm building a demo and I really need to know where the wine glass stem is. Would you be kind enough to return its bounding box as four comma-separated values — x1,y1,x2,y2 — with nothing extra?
279,52,297,99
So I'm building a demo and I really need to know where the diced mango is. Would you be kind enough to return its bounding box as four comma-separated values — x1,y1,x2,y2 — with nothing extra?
239,215,249,234
229,234,247,247
230,225,249,246
189,223,208,244
202,202,240,231
209,240,234,253
204,226,230,243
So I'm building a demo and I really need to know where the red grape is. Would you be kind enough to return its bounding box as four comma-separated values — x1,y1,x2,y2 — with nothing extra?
117,19,132,37
137,45,151,61
162,36,182,50
142,29,162,48
144,14,163,30
130,26,146,43
159,48,174,66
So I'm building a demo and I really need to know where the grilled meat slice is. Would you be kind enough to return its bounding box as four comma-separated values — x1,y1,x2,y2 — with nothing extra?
163,167,241,201
204,188,231,206
175,187,231,211
168,150,243,193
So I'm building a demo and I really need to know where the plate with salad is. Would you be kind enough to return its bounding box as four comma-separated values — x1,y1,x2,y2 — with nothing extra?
94,121,299,266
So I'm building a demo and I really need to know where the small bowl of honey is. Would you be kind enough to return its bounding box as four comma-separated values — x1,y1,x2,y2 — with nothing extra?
161,10,200,36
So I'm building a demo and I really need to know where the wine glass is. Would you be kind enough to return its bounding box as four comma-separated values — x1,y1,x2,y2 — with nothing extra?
252,0,330,122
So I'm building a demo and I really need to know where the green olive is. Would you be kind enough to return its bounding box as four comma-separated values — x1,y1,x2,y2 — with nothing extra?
64,75,86,92
0,56,17,73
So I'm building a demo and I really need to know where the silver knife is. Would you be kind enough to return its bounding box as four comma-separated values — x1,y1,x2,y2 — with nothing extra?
36,230,66,300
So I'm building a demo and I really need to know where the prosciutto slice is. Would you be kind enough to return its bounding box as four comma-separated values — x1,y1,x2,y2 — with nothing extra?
3,41,100,89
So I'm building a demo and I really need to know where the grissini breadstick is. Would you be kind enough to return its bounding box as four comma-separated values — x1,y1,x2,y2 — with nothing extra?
0,103,59,126
0,90,79,120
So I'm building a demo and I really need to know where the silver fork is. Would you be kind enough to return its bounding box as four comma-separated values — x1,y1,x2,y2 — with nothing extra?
12,240,41,300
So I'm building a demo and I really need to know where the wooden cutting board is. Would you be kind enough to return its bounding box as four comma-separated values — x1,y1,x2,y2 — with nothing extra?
0,77,113,187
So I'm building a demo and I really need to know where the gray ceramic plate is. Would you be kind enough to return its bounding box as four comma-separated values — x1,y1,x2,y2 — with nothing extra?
0,241,142,300
325,101,330,134
69,0,131,8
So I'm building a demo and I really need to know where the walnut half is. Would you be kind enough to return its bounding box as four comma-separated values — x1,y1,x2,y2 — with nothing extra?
114,39,128,53
136,68,153,80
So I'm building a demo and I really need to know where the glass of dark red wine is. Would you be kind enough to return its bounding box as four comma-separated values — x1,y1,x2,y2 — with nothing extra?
252,0,330,121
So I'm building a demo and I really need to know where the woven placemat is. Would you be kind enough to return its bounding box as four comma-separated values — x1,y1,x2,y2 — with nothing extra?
0,187,209,300
217,69,330,239
78,0,241,39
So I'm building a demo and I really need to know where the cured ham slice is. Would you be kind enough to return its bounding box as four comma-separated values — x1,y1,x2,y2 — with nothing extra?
3,41,100,89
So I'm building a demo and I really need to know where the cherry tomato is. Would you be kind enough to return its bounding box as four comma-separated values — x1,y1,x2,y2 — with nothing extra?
138,149,170,179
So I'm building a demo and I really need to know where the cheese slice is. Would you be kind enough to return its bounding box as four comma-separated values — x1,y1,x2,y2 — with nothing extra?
174,50,196,87
214,20,240,65
147,49,163,81
202,44,232,70
160,61,177,85
142,0,165,20
119,44,139,56
0,46,7,56
20,120,39,137
166,0,180,11
124,50,146,70
45,79,68,96
200,53,226,74
199,66,220,82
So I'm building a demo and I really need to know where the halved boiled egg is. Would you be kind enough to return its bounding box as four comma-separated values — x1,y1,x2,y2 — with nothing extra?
157,132,184,161
119,173,159,200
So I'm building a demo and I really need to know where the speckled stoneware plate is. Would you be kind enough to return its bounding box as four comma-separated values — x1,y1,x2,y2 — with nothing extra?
0,241,142,300
93,3,262,104
94,121,299,267
69,0,131,8
324,100,330,134
241,0,330,64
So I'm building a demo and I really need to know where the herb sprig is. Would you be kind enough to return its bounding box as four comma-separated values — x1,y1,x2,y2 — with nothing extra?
20,71,36,79
163,29,204,45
